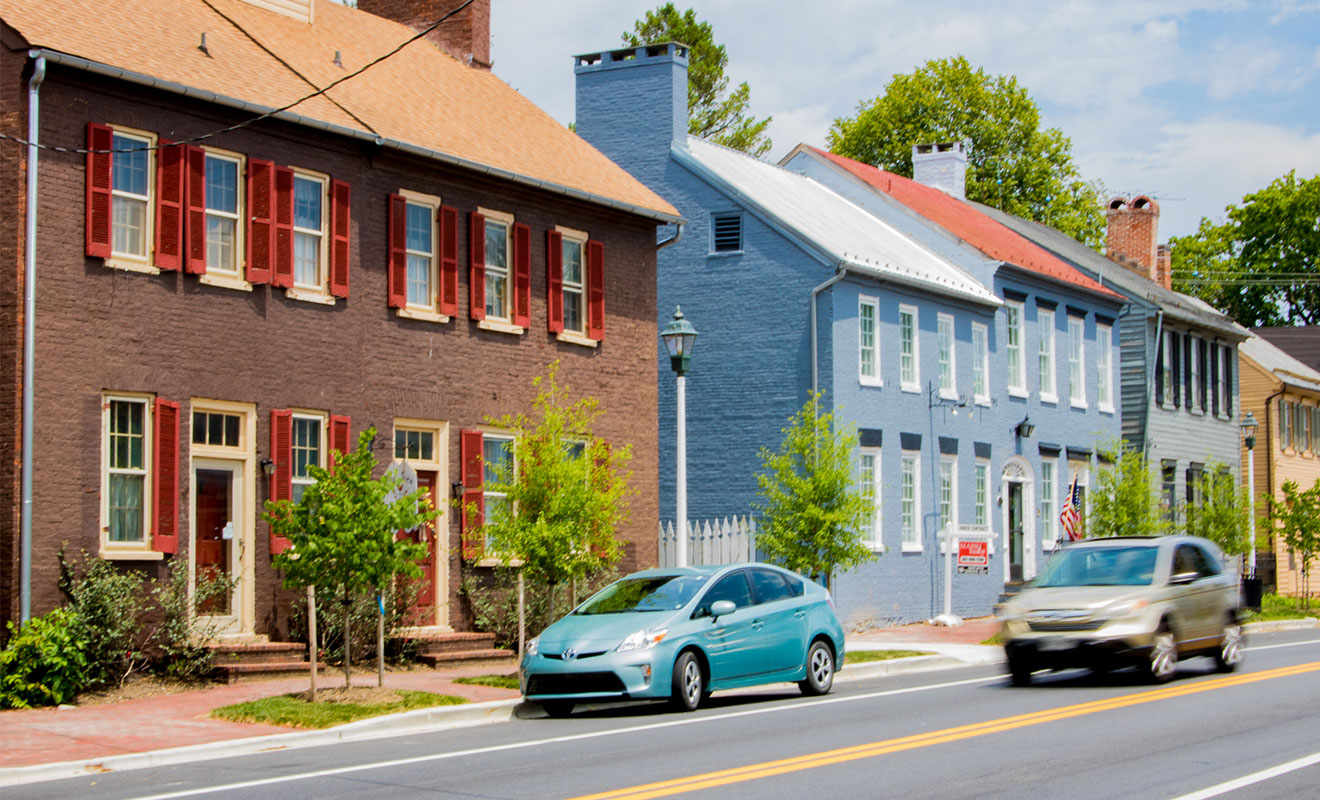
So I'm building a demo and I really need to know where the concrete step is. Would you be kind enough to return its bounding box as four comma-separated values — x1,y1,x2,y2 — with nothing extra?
418,648,517,669
215,660,324,684
206,641,308,666
402,632,499,656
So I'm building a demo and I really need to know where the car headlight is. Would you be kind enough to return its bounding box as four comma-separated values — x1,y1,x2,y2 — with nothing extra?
615,628,669,653
1104,598,1148,618
525,637,539,656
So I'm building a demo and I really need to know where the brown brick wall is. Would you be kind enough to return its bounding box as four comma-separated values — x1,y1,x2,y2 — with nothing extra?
0,37,27,628
4,66,659,635
356,0,490,68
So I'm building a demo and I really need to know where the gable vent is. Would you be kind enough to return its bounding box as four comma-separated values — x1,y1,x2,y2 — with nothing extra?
712,213,742,253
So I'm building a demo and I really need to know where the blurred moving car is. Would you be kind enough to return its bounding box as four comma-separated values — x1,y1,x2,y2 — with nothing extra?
999,535,1243,685
519,564,845,717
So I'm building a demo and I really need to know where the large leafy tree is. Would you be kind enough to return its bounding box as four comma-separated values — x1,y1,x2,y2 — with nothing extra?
623,4,772,157
1171,170,1320,327
828,56,1104,247
1182,463,1251,557
754,393,876,585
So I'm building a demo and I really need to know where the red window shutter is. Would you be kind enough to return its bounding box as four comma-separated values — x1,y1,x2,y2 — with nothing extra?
469,211,486,320
586,239,605,341
387,193,407,308
184,145,207,274
512,222,531,328
154,140,184,271
246,158,274,284
330,179,351,298
269,409,293,555
272,167,295,288
546,230,564,333
439,205,459,317
460,429,485,560
329,415,351,470
151,399,180,555
85,122,114,259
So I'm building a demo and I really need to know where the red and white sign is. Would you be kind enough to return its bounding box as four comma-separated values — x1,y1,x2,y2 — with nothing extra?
958,540,989,568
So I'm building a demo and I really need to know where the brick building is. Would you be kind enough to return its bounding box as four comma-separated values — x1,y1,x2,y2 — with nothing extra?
0,0,678,639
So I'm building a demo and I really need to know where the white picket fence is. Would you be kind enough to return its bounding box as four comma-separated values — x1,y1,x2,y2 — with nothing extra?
658,516,757,567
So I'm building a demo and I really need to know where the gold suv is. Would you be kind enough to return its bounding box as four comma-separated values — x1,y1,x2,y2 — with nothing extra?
999,536,1243,685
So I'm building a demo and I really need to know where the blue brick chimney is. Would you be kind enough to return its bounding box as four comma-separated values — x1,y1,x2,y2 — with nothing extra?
574,43,689,183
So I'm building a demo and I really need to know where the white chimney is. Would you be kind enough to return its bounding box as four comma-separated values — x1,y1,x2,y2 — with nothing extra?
911,141,969,200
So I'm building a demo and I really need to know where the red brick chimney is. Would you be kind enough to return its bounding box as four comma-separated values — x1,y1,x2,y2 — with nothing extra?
1105,195,1169,289
357,0,491,69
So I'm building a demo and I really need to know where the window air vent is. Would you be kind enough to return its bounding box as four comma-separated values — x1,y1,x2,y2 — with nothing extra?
712,213,742,253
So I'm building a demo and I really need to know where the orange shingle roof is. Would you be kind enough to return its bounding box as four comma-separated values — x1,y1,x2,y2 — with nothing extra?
2,0,679,221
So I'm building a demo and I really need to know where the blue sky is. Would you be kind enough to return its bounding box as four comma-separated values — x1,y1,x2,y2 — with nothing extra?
489,0,1320,240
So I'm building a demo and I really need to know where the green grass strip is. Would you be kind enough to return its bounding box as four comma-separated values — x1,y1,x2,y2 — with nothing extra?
1246,593,1320,623
453,674,520,690
845,649,933,664
210,690,465,729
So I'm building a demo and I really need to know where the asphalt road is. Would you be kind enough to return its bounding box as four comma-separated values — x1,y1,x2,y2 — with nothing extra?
14,629,1320,800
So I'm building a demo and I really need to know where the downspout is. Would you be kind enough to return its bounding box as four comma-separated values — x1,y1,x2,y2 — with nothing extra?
1263,384,1285,513
656,221,683,251
20,54,46,624
810,266,849,397
1148,310,1164,454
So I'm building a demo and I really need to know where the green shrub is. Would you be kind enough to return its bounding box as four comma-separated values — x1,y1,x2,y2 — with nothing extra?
59,550,152,689
152,559,233,680
0,609,89,708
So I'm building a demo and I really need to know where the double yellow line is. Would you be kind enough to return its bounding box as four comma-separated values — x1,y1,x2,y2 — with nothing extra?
568,661,1320,800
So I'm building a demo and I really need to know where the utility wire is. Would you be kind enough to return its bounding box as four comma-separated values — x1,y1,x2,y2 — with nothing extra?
0,0,475,155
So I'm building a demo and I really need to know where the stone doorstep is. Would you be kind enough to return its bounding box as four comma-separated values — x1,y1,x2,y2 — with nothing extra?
216,661,326,685
207,642,308,666
403,632,499,655
418,649,517,669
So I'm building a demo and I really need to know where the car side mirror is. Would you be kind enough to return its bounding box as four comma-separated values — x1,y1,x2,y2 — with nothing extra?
1169,571,1199,586
710,600,736,619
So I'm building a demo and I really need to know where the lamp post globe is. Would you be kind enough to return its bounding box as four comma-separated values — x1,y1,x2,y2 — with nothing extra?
661,306,698,376
661,307,698,567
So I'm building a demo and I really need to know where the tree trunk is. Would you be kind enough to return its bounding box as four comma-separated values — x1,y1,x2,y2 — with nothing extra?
376,591,385,688
342,593,352,688
307,585,318,702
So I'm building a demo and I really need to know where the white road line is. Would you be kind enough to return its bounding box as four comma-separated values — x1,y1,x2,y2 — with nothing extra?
124,674,1000,800
1170,751,1320,800
1245,638,1320,652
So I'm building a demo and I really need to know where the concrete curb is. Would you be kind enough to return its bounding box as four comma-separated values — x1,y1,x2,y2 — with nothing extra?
1243,618,1318,633
839,654,981,680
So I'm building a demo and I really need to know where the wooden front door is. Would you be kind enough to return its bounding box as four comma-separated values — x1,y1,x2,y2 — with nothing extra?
195,465,238,616
405,471,439,623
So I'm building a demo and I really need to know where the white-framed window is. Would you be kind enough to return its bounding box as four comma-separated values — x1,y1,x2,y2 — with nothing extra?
859,296,880,386
404,195,438,309
1216,345,1229,416
1189,334,1201,413
972,322,989,403
291,413,325,504
1006,301,1025,395
1097,323,1114,412
974,459,990,527
559,227,588,335
1038,308,1056,402
1069,316,1086,408
482,433,515,549
111,129,155,262
204,150,244,275
103,394,152,545
938,457,957,532
1162,330,1175,408
859,447,882,549
899,304,919,392
293,172,328,290
1301,404,1312,454
901,452,921,551
1281,398,1292,450
482,209,513,321
192,409,242,449
937,313,956,397
1040,458,1057,549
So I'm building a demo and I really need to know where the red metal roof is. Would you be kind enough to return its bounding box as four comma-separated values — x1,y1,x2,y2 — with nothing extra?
805,147,1121,299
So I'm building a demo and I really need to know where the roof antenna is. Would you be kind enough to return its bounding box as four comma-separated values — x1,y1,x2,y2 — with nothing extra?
333,50,343,68
199,32,209,55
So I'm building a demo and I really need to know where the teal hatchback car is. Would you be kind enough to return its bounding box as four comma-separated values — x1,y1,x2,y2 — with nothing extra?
519,564,846,717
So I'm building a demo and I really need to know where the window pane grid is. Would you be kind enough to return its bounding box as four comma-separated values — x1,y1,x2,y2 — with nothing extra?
406,202,435,307
563,238,584,333
938,316,953,392
939,460,954,532
107,399,147,543
1038,310,1054,396
485,221,509,319
972,325,988,398
1007,304,1023,390
1069,318,1085,402
900,309,916,386
901,455,918,545
1041,460,1056,544
859,301,876,379
293,176,323,288
974,462,988,526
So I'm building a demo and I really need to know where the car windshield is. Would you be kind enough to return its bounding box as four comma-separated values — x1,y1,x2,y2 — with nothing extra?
1035,546,1159,587
574,575,709,614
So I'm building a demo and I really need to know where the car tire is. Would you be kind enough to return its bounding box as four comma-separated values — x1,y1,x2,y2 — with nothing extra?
1007,653,1033,687
1214,617,1244,673
798,640,835,696
1145,625,1179,683
541,700,574,718
670,651,704,712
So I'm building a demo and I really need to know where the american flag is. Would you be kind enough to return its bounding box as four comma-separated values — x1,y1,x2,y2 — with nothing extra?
1060,476,1084,542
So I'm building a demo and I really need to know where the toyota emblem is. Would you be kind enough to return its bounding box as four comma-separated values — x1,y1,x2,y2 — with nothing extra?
562,648,577,662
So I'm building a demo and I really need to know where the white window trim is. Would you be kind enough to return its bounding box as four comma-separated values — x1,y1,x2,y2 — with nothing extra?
937,313,957,399
289,169,330,299
290,411,327,502
899,304,920,393
900,452,922,552
556,224,590,339
1161,331,1176,410
859,447,883,551
395,189,442,318
859,295,882,387
1006,301,1026,397
105,126,159,274
974,459,990,528
1040,458,1059,551
1038,308,1057,404
196,147,247,287
393,418,449,472
1069,316,1087,409
100,392,162,560
1216,345,1230,419
938,456,957,533
476,431,517,568
1097,323,1114,413
1189,334,1203,415
972,322,990,405
478,206,514,323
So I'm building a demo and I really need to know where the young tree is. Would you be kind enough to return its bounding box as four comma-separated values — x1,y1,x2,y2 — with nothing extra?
623,4,772,157
754,393,875,585
1269,479,1320,610
1171,170,1320,327
476,363,633,623
1087,445,1173,539
827,56,1104,247
266,427,434,690
1182,464,1251,557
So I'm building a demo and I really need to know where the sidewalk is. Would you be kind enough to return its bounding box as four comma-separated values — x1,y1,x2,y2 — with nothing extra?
848,616,1005,666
